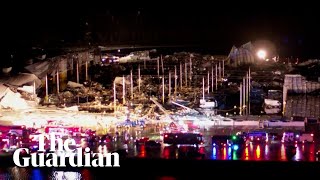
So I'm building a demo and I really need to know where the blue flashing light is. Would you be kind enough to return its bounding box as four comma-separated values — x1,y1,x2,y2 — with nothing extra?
228,147,232,155
233,145,239,151
212,147,217,158
213,143,216,146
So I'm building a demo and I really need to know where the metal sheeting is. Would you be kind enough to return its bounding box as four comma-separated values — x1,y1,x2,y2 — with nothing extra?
25,51,91,79
0,84,9,99
0,73,42,89
0,89,30,110
285,95,320,118
284,74,320,94
228,42,255,66
25,59,58,78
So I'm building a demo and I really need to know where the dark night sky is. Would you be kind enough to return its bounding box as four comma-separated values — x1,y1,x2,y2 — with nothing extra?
3,4,320,58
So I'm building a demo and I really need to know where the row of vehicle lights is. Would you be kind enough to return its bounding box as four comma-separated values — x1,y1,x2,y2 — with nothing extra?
281,133,314,143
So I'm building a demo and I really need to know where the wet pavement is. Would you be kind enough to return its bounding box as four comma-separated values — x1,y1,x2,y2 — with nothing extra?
97,126,318,162
0,126,319,179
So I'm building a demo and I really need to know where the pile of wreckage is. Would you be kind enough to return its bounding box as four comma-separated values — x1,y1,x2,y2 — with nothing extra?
47,81,114,110
46,79,149,114
0,73,42,110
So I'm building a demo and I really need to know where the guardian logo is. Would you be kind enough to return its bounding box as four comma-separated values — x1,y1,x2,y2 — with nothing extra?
13,133,120,167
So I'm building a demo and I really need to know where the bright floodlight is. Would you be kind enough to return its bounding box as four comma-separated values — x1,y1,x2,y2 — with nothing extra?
257,50,266,59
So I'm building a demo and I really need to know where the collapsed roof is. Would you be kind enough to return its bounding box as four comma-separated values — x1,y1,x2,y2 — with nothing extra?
0,73,42,89
228,42,255,66
0,83,38,110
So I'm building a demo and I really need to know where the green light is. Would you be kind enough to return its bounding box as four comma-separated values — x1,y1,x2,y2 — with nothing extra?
232,136,237,140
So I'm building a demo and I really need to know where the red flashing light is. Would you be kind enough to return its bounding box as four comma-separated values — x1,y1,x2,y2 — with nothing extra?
164,135,168,138
311,134,314,137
